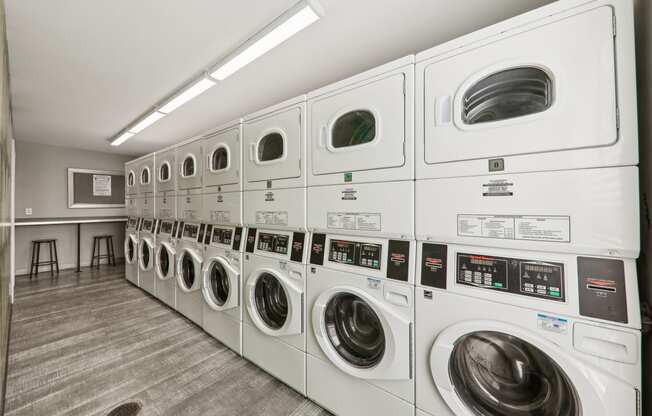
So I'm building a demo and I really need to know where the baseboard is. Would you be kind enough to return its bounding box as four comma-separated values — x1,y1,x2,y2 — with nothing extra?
15,258,125,277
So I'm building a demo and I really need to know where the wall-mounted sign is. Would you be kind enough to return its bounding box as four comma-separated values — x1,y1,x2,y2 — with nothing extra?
92,175,112,196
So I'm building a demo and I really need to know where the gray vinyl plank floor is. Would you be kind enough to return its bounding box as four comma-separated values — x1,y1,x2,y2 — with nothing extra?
5,265,331,416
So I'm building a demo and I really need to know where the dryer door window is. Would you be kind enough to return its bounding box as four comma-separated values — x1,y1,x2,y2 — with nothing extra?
462,67,552,124
254,273,288,329
182,156,196,178
210,147,229,172
181,252,196,289
208,261,230,306
449,331,580,416
159,162,170,182
324,293,385,368
331,110,376,148
127,171,135,188
141,167,150,185
257,133,284,162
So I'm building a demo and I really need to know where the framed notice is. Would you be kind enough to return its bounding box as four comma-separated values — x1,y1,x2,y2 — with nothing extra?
68,168,125,208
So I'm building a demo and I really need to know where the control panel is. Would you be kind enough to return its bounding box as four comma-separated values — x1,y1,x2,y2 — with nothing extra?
457,253,564,301
329,239,381,270
257,233,289,255
141,219,155,233
183,223,199,240
212,227,233,245
159,220,174,235
128,217,139,228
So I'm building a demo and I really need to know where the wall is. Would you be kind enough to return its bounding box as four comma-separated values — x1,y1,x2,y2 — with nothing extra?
0,0,12,412
634,0,652,411
13,141,133,274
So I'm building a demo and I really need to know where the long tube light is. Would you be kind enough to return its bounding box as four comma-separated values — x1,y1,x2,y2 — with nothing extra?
210,1,322,81
109,0,323,146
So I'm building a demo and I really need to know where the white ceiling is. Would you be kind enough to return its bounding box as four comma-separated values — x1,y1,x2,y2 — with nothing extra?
5,0,554,156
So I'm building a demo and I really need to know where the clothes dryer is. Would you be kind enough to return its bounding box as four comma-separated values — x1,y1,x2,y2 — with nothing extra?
306,233,415,416
415,0,637,179
155,219,179,308
176,138,203,190
176,222,207,325
242,227,308,394
415,242,642,416
155,148,176,221
138,218,157,296
125,161,138,196
137,154,155,195
125,217,140,286
202,120,243,226
202,225,245,354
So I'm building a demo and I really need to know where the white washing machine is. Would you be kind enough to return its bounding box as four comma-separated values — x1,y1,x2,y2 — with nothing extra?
415,242,642,416
154,219,179,308
306,233,415,416
202,119,243,226
416,166,640,258
243,95,306,191
175,221,207,325
415,0,637,179
202,225,245,354
124,217,140,286
242,227,309,394
306,56,414,239
137,218,158,296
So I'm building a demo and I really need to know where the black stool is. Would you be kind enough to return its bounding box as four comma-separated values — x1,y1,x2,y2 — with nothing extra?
30,239,59,278
91,235,116,268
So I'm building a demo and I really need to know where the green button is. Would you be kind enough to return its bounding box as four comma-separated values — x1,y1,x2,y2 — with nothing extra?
494,282,503,288
550,291,560,297
344,172,352,182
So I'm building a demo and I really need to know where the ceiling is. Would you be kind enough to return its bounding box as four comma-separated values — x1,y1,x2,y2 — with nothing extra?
5,0,554,156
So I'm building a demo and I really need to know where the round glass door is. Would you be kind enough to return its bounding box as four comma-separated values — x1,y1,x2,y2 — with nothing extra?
126,237,136,263
253,273,288,329
449,331,580,416
324,293,385,368
158,247,170,277
140,242,151,269
207,261,230,306
181,252,196,289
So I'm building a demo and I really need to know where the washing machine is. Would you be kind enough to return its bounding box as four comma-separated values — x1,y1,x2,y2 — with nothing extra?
155,219,179,308
415,0,637,180
306,57,414,239
202,119,243,226
415,242,642,416
124,217,140,286
306,233,415,416
202,225,245,354
137,218,158,295
176,221,206,325
242,227,309,394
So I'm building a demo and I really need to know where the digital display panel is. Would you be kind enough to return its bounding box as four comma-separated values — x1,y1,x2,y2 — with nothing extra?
212,227,233,245
183,223,199,239
257,233,289,255
159,221,174,235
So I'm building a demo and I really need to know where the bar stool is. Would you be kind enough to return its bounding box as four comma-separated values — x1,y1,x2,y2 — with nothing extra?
29,239,59,278
91,235,116,268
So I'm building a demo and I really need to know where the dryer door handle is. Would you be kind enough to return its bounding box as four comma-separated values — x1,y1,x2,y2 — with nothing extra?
249,143,256,161
319,126,327,148
435,96,452,126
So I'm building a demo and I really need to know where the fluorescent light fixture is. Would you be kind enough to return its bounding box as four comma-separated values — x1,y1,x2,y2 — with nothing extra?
128,111,166,134
159,77,216,114
210,1,322,80
111,131,134,146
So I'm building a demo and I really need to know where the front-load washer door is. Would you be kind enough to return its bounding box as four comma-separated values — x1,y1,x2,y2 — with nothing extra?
139,237,154,271
430,321,639,416
244,106,302,184
310,73,407,175
312,286,411,380
125,234,138,265
176,248,203,292
204,127,240,188
156,242,175,280
423,7,617,165
202,256,239,311
246,268,302,336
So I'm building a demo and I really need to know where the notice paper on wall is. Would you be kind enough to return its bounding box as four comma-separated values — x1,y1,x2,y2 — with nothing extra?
92,175,112,196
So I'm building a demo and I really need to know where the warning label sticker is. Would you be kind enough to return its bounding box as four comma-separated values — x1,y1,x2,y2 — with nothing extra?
458,215,570,242
255,211,288,226
210,211,232,224
537,313,568,334
327,212,381,232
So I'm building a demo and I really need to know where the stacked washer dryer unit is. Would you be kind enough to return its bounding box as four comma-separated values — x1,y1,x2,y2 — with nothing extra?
175,137,206,325
201,120,246,354
305,57,416,416
125,160,140,285
242,96,310,394
136,154,157,294
154,148,179,308
413,1,642,415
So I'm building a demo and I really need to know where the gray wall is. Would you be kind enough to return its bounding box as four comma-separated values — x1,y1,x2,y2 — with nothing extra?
634,0,651,410
0,0,12,412
14,141,133,274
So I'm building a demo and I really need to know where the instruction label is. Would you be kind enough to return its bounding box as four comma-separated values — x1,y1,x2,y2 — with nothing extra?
537,313,568,334
327,212,381,232
210,211,232,224
255,211,288,226
458,215,570,242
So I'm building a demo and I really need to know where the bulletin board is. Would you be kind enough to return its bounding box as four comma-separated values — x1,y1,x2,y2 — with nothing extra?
67,168,125,208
